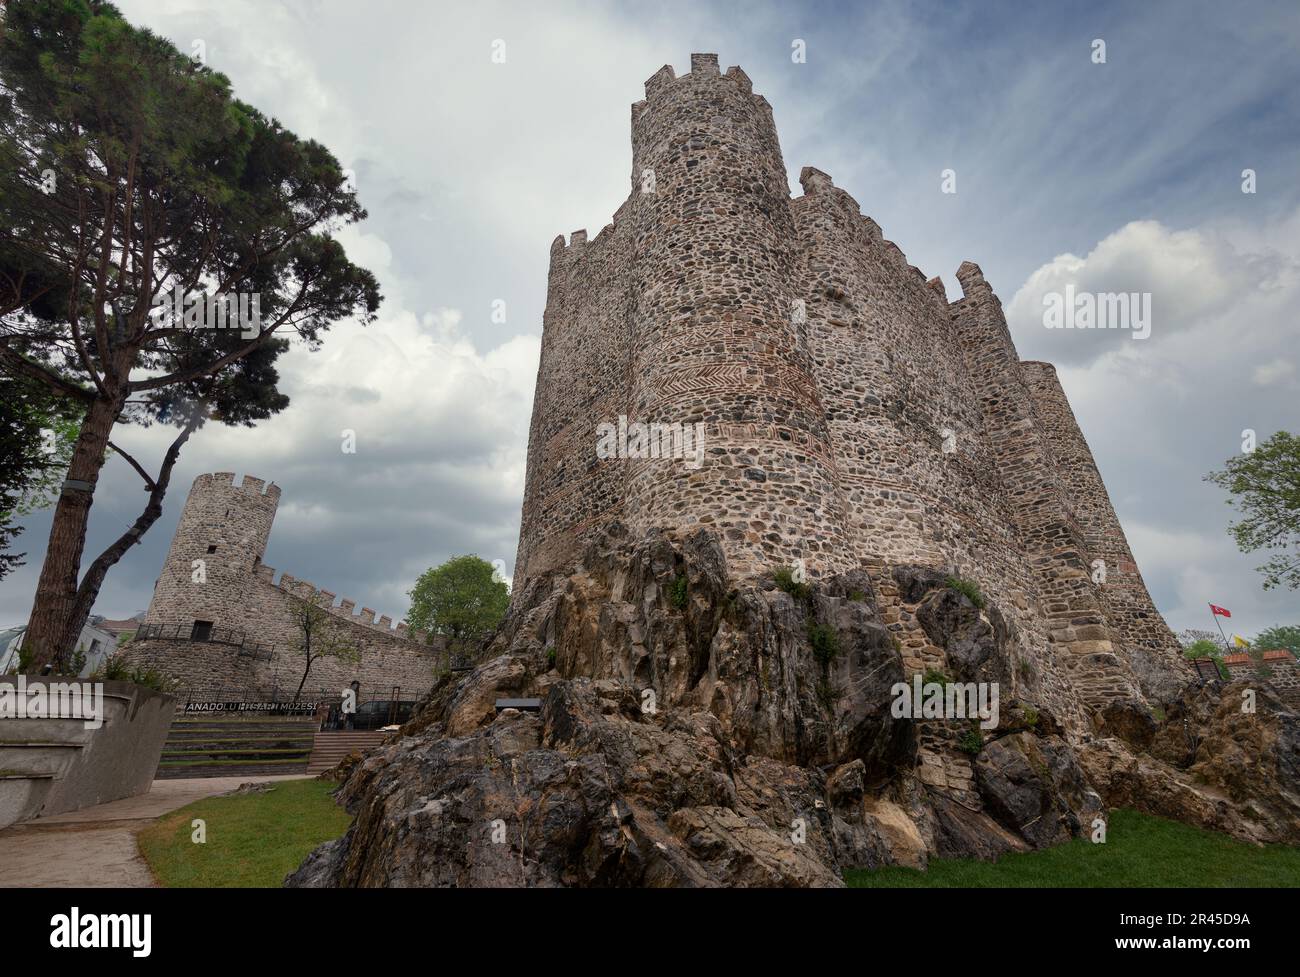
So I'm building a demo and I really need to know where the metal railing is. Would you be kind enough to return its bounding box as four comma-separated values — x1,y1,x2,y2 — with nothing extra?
135,623,275,660
172,684,425,726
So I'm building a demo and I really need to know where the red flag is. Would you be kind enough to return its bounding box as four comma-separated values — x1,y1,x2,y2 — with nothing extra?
1209,604,1231,618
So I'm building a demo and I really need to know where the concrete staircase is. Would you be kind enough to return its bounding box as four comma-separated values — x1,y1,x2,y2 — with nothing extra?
305,731,388,776
156,715,317,779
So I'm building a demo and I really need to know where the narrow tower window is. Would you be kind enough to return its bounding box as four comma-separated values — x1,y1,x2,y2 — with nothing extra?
191,620,213,642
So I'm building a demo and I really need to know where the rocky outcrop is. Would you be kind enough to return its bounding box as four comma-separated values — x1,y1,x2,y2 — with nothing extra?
289,525,1300,887
975,732,1104,849
1081,680,1300,845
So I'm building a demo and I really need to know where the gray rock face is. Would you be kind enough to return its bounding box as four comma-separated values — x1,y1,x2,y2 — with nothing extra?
287,681,844,887
1082,680,1300,845
915,586,1010,688
288,525,1300,887
975,732,1104,849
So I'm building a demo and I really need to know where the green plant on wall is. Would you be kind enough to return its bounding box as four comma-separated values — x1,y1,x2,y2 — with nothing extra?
945,575,986,609
958,725,984,756
774,566,811,601
808,622,840,666
669,574,688,609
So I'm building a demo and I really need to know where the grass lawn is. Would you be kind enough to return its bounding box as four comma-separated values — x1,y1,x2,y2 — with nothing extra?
137,778,351,888
845,808,1300,887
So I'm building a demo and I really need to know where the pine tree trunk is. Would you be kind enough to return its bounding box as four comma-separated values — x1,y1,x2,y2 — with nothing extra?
22,389,124,671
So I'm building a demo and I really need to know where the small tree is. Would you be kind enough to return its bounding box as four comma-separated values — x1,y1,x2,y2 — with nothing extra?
289,595,359,703
406,555,509,658
1253,625,1300,655
1206,431,1300,591
1184,638,1229,680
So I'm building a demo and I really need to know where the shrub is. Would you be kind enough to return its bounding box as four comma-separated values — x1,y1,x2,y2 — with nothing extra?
922,667,952,688
808,622,840,666
669,574,688,610
815,677,843,713
547,647,557,669
90,652,172,691
957,726,984,756
99,652,132,681
944,575,986,610
129,665,173,692
847,590,867,603
774,566,811,601
1018,704,1039,727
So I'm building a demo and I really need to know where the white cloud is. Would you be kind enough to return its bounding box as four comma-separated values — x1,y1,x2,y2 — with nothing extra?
1253,359,1296,387
1006,219,1299,366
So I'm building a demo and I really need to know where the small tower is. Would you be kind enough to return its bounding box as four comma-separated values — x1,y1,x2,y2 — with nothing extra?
143,472,280,636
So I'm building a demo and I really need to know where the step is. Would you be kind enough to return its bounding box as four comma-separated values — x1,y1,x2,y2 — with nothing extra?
164,734,317,745
305,731,388,775
169,720,319,727
0,741,85,778
154,759,309,780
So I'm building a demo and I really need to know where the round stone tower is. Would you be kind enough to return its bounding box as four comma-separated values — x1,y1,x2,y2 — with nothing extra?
142,472,280,634
621,54,849,578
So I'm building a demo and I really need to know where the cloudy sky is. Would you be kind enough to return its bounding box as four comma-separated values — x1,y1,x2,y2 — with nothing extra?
5,0,1299,640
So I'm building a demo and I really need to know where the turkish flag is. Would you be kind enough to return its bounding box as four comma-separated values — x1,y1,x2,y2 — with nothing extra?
1209,604,1231,618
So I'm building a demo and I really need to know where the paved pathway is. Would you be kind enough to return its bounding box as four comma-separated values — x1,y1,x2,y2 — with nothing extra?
0,775,308,888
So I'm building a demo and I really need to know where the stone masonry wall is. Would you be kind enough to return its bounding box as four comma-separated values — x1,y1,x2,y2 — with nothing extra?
513,54,1189,737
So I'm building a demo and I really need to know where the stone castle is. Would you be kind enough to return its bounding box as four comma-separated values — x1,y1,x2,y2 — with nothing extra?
125,472,438,697
514,53,1189,723
288,56,1300,888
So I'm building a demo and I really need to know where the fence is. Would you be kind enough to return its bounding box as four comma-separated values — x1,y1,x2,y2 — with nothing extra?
134,623,275,661
172,684,426,729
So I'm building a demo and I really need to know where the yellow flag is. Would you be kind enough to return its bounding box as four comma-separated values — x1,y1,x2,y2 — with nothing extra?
1233,634,1249,648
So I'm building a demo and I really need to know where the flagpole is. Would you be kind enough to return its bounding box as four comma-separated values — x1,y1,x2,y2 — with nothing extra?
1209,603,1231,650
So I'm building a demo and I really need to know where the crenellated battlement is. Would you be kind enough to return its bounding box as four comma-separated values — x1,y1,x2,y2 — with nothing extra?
191,470,281,501
632,54,759,117
256,564,425,641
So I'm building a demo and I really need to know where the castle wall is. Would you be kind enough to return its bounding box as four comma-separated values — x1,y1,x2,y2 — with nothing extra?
517,56,852,588
131,472,438,697
144,472,279,631
512,52,1183,724
622,56,849,579
1019,361,1189,695
950,271,1155,709
790,170,1037,610
513,213,636,582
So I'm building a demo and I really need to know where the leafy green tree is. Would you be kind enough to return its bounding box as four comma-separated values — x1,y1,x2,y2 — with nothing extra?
1253,625,1300,655
1206,431,1300,592
1183,638,1229,680
407,556,510,655
0,372,81,578
0,1,381,669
